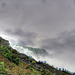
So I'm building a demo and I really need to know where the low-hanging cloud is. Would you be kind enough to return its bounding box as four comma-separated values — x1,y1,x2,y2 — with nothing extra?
40,30,75,56
5,28,38,46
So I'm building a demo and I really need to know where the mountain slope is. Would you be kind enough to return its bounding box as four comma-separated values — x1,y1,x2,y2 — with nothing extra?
0,37,72,75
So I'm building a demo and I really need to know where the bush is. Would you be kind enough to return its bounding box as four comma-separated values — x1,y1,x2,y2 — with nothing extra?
0,62,4,71
9,54,20,65
32,61,36,65
12,49,17,54
0,46,20,65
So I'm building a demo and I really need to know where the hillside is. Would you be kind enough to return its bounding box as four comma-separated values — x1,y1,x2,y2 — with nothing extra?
0,37,72,75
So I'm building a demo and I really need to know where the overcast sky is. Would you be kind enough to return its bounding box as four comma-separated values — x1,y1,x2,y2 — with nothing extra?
0,0,75,72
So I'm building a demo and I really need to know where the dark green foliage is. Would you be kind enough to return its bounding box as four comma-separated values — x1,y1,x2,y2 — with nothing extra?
11,49,17,54
0,46,20,65
12,57,20,65
32,61,36,65
0,62,4,71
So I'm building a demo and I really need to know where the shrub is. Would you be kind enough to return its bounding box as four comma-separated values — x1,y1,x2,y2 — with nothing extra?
32,61,36,65
0,46,20,65
0,62,4,71
10,54,20,65
12,49,17,54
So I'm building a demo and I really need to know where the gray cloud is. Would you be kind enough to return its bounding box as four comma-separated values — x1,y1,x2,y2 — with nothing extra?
40,30,75,52
40,30,75,72
5,28,38,46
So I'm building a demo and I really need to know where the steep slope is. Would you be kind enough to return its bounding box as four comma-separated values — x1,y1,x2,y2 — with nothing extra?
0,54,41,75
0,37,72,75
